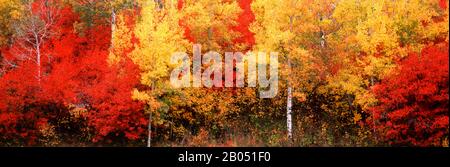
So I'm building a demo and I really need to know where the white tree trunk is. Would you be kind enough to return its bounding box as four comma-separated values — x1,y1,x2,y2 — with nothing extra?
35,32,41,83
147,94,154,148
36,46,41,82
286,16,295,143
287,87,293,141
14,1,57,83
148,81,156,147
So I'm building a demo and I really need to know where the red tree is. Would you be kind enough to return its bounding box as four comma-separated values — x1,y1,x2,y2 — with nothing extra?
1,3,147,146
178,0,255,49
41,8,147,145
232,0,255,50
370,43,449,146
0,59,44,145
0,1,70,146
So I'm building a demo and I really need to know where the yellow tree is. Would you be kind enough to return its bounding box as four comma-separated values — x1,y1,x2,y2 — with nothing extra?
129,0,244,147
170,0,244,143
180,0,242,51
129,0,188,146
0,0,23,75
251,0,340,145
0,0,23,47
250,0,292,144
329,0,449,113
327,0,449,143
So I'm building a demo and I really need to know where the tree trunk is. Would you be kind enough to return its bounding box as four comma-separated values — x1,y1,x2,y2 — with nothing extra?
111,8,116,48
286,16,294,144
147,108,152,147
148,80,156,147
35,33,41,83
37,47,41,82
287,87,293,141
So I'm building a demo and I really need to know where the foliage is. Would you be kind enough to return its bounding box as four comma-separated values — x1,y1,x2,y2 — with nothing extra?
370,43,449,146
0,0,448,147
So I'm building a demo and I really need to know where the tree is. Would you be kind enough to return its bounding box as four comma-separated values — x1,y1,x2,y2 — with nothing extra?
250,0,292,143
250,0,344,145
129,0,189,146
0,0,64,146
329,0,449,110
0,0,23,47
180,0,242,50
1,0,448,147
131,0,255,146
0,59,44,145
44,4,147,145
370,43,448,146
7,0,62,83
173,0,256,144
1,2,147,146
232,0,255,50
68,0,136,28
327,0,449,144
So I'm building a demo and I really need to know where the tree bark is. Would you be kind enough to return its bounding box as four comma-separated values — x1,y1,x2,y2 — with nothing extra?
287,16,294,144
